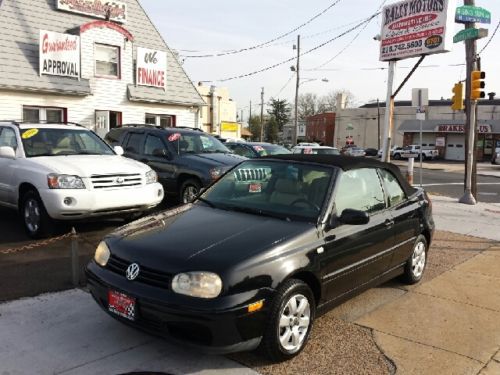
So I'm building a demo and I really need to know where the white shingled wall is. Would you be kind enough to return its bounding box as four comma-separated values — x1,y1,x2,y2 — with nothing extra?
0,26,197,130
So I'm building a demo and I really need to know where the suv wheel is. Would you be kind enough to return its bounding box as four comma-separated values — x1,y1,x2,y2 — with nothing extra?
180,178,201,204
21,190,54,239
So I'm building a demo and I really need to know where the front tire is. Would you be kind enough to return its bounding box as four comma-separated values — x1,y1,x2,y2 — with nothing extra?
260,279,315,361
393,153,401,160
401,235,427,284
180,178,201,204
20,190,54,239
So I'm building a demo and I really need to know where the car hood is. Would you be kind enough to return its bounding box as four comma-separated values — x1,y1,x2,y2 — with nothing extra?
105,204,314,274
29,155,150,177
181,152,246,167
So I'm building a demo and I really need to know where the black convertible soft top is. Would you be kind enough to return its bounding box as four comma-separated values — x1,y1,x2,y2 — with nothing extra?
264,154,417,197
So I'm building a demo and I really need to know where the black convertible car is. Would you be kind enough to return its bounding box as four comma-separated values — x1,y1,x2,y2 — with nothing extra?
86,155,434,361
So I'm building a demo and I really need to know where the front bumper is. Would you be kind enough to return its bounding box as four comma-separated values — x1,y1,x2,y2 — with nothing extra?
40,183,164,220
85,261,275,354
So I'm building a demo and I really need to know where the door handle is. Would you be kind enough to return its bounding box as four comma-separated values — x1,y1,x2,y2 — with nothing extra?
384,219,394,228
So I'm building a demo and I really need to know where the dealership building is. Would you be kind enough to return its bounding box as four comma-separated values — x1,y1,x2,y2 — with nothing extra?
0,0,205,137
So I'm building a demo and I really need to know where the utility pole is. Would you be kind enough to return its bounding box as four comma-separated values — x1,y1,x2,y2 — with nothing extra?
377,98,381,149
292,34,300,146
249,100,252,123
381,61,396,162
260,87,264,142
460,0,478,205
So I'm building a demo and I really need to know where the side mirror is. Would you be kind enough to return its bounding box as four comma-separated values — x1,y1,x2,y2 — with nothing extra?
339,209,369,225
113,146,124,156
0,146,16,159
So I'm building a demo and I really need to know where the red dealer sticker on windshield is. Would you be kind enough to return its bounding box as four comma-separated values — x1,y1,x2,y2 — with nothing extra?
249,183,262,193
253,146,264,151
168,133,181,142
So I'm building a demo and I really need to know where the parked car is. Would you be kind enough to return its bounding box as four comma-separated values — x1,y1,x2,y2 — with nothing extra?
86,154,434,361
377,146,402,158
343,147,366,157
292,145,340,155
226,142,291,158
105,125,246,204
393,145,439,160
363,148,378,157
492,147,500,165
0,121,164,238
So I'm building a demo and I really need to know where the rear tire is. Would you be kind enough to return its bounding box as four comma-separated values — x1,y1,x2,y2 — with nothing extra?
401,235,427,285
393,153,401,160
260,279,315,362
20,190,55,239
180,178,201,204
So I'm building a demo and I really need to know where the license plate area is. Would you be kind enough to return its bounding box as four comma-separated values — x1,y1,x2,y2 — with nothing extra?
108,290,136,321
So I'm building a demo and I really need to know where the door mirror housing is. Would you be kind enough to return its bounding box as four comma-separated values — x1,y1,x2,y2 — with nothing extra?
113,146,124,156
0,146,16,159
339,209,369,225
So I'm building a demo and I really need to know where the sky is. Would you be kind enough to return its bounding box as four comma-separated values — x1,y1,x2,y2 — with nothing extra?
139,0,500,120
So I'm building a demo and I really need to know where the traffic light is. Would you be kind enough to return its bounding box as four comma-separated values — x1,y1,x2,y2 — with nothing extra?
471,70,486,100
451,82,464,111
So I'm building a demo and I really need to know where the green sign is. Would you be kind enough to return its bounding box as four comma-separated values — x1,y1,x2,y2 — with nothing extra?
453,28,488,43
456,6,491,24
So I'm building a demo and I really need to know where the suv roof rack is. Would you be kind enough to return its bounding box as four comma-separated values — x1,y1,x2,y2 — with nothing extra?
0,120,85,128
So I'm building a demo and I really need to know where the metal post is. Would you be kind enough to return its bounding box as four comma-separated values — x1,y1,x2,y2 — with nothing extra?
407,157,414,185
70,227,79,287
382,61,396,162
377,98,381,149
460,0,477,205
260,87,264,142
419,119,423,186
292,34,301,146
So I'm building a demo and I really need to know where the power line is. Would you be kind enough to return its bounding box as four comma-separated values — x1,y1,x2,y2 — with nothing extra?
479,18,500,55
202,13,379,83
307,0,387,71
181,0,345,58
273,74,295,98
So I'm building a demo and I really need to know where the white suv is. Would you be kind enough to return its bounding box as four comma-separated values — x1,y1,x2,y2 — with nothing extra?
0,122,164,238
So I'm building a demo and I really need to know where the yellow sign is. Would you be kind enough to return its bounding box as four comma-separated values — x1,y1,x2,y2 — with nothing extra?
22,128,39,139
221,122,238,132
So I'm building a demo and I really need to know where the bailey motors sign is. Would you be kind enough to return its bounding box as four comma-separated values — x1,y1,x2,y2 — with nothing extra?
39,30,80,78
380,0,456,61
136,47,167,89
56,0,127,23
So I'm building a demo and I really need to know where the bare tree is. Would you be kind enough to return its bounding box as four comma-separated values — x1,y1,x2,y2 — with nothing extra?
318,89,357,112
297,93,318,120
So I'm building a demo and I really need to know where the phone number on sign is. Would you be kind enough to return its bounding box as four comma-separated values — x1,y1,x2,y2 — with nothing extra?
381,40,422,54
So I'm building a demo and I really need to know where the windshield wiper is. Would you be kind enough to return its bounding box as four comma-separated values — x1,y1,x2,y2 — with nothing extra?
224,205,290,221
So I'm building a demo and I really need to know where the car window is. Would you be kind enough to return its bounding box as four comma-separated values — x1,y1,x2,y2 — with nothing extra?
144,135,167,156
379,169,406,206
231,144,255,158
334,168,386,215
124,133,144,154
202,160,333,221
0,127,17,150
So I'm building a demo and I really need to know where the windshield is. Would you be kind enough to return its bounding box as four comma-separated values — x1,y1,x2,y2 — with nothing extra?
253,144,291,156
200,160,333,221
168,132,231,155
21,127,114,157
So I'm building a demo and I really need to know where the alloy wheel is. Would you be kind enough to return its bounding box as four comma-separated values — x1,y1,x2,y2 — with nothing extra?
24,198,41,234
182,185,198,203
278,293,311,353
411,241,426,279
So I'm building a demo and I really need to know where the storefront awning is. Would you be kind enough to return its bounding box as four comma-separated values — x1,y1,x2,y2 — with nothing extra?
128,85,205,107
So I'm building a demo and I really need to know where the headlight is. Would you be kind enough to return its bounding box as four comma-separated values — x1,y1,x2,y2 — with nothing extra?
145,170,158,184
94,241,110,267
47,174,85,189
171,272,222,299
209,167,225,181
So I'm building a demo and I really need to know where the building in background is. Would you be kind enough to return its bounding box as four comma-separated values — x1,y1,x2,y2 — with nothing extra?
0,0,204,137
196,83,238,138
305,112,335,146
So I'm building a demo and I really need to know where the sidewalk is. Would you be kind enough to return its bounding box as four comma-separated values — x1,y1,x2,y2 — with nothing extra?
355,195,500,374
392,159,500,178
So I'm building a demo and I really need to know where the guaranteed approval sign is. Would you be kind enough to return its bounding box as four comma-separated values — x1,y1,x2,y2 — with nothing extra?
39,30,80,78
380,0,456,61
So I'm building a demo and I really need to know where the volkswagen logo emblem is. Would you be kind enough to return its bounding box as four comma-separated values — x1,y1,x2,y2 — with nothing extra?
126,263,140,281
116,177,125,184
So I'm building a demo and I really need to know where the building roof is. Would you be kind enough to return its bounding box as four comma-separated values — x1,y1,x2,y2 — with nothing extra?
399,119,500,133
0,0,204,105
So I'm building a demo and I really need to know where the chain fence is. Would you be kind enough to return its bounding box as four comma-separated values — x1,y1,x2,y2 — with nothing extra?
0,231,74,255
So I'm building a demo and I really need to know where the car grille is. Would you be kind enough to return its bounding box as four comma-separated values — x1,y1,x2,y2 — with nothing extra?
107,254,172,289
91,174,142,189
